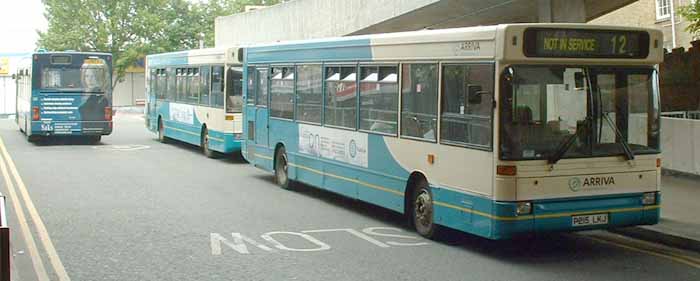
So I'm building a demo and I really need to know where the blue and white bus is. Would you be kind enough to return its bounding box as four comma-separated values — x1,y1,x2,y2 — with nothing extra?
15,51,113,143
242,24,664,239
145,48,244,157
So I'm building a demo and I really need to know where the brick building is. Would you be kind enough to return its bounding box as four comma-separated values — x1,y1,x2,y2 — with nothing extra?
590,0,698,50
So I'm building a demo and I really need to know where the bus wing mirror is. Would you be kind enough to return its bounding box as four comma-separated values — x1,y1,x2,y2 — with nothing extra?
11,74,16,80
467,84,483,104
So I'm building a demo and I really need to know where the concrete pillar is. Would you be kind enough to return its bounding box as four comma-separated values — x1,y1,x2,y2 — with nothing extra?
538,0,586,23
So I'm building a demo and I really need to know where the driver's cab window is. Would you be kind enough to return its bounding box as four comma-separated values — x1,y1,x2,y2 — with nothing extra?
226,67,243,113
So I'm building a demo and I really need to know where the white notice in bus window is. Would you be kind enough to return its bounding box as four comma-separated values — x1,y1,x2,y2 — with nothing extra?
298,124,368,168
169,103,194,125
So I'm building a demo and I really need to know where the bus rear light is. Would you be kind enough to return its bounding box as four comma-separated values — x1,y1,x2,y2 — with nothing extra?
656,158,661,168
226,115,234,121
32,107,40,121
497,165,517,176
105,107,112,121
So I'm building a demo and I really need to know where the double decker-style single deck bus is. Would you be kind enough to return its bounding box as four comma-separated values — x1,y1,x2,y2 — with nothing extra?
145,47,244,157
15,51,113,143
241,24,663,239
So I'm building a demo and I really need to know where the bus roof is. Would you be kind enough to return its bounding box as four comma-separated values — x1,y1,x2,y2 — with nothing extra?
146,47,242,67
245,23,663,64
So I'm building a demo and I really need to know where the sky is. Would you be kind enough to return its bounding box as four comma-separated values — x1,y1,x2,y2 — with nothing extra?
0,0,47,53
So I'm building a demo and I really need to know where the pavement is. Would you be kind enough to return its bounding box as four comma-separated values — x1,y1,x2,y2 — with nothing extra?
0,111,698,280
611,173,700,253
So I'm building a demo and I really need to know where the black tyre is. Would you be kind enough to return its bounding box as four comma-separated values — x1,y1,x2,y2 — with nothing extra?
157,118,167,143
87,136,101,144
27,134,40,143
274,146,291,189
412,181,438,239
202,128,219,158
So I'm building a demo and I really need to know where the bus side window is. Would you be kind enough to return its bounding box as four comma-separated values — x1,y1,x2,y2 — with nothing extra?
211,66,225,108
324,65,357,129
200,66,211,106
295,65,322,124
401,63,438,141
246,66,256,105
255,68,269,107
167,68,176,101
226,67,243,113
359,65,398,135
440,64,494,147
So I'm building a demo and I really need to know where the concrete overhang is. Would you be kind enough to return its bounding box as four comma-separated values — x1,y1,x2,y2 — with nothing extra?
215,0,638,46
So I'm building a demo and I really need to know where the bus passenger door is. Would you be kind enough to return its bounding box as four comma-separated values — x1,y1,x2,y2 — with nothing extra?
254,68,270,163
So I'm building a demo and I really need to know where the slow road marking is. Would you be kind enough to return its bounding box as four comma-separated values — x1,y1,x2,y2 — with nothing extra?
0,137,71,281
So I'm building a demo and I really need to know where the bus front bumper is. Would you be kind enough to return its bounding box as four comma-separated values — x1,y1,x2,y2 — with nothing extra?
490,193,661,239
31,121,113,136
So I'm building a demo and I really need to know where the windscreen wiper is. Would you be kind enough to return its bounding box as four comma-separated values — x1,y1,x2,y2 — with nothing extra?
548,117,589,165
601,113,635,161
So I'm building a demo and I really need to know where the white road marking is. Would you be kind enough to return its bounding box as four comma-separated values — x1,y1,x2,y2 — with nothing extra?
362,227,429,246
0,137,71,281
210,233,275,255
260,231,332,252
303,228,390,248
0,146,50,281
211,226,429,255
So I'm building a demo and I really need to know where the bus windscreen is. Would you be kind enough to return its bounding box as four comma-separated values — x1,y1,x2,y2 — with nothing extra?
40,59,109,92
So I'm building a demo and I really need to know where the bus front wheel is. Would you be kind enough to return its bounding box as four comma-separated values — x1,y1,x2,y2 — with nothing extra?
412,183,438,239
274,146,291,189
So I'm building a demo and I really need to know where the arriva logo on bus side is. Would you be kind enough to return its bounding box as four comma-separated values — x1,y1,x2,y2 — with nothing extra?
569,176,616,192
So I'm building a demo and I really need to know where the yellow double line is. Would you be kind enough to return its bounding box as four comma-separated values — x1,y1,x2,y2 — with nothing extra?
0,137,70,281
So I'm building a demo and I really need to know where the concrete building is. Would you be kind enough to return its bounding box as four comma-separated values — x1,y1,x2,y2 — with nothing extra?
216,0,639,46
590,0,699,49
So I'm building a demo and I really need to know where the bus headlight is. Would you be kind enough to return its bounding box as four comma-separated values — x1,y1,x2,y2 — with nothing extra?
516,202,532,215
642,192,657,205
234,133,243,140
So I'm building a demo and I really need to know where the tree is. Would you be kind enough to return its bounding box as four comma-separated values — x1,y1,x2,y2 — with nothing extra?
679,1,700,38
37,0,283,88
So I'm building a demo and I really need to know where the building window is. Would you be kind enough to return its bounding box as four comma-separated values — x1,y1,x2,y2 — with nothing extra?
440,64,494,147
401,63,438,141
359,65,398,135
270,66,295,119
656,0,671,20
295,65,323,124
324,66,357,129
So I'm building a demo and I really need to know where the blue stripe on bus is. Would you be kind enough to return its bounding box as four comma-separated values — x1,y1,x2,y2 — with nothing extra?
246,38,373,64
153,101,241,153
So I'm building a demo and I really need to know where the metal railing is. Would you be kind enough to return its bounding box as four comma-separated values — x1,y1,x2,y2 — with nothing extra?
0,194,9,281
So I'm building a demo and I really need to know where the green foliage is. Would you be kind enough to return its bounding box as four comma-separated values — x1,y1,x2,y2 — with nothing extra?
38,0,282,86
679,1,700,37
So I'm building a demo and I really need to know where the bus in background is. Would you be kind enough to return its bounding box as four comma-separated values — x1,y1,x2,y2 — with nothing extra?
144,48,244,157
15,51,113,143
242,24,664,240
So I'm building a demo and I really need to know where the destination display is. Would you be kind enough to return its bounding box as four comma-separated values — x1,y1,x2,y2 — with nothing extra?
523,28,649,59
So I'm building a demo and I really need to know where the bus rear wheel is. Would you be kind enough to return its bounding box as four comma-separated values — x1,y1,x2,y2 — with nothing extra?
87,136,101,144
412,183,438,239
157,118,167,143
202,128,219,158
274,146,291,189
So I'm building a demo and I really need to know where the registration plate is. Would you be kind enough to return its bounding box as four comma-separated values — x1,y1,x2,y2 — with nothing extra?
572,213,608,227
